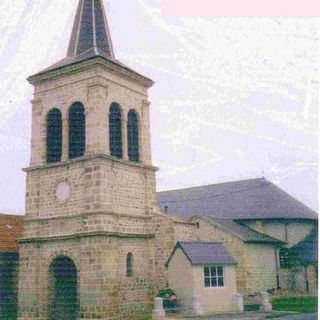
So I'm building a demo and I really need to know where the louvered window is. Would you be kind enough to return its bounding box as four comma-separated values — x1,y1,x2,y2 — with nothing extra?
109,103,122,159
46,108,62,163
127,110,139,162
68,102,86,159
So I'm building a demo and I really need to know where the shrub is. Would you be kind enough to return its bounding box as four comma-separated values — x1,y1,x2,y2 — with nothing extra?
157,288,178,311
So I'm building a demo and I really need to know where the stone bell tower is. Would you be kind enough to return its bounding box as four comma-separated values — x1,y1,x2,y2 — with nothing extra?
18,1,157,319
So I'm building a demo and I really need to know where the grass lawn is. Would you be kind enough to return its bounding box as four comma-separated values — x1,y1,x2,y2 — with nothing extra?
271,296,318,313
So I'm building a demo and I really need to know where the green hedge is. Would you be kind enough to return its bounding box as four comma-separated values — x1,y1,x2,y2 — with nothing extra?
272,296,318,313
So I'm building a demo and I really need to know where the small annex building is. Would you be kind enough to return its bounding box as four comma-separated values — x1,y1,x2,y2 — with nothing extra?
166,242,238,314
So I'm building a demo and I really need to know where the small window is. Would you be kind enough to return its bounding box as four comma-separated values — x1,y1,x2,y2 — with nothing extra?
279,248,294,269
126,253,133,277
204,266,224,287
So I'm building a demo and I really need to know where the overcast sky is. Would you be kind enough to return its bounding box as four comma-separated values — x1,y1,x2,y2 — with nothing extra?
0,0,318,214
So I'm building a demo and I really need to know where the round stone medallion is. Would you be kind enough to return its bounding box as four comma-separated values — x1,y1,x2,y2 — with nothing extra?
55,181,71,203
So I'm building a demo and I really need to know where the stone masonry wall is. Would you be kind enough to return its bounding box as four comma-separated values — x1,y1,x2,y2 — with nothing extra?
245,243,278,292
152,212,176,291
307,264,318,294
279,264,318,294
152,211,197,291
18,236,155,320
25,157,156,221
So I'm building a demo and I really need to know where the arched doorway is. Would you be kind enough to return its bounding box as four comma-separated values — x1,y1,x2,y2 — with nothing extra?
49,256,78,320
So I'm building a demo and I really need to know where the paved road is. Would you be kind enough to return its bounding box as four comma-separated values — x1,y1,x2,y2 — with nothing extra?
268,313,318,320
177,312,318,320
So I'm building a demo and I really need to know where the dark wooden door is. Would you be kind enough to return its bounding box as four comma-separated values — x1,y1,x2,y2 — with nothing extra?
51,257,77,320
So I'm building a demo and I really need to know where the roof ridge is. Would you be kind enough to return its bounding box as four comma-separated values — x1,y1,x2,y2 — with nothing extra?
157,177,267,195
158,180,317,220
158,180,271,205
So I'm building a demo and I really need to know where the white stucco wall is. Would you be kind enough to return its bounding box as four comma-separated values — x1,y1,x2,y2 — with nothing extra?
193,265,238,314
167,248,194,311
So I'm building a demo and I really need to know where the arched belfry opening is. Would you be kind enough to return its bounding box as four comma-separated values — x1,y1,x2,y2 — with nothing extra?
46,108,62,163
127,110,140,162
49,256,78,320
68,102,86,159
109,103,123,159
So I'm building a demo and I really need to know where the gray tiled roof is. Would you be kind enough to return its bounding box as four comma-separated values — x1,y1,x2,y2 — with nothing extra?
201,216,284,244
157,178,317,221
166,241,237,266
291,227,318,264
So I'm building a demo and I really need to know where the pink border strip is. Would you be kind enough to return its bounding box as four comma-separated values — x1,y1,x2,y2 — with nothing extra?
162,0,320,17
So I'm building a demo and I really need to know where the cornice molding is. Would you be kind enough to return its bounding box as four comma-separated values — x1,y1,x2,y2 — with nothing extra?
24,154,159,173
28,56,154,89
19,230,155,244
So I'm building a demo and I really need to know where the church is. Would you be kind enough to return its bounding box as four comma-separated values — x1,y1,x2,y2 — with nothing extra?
0,1,317,320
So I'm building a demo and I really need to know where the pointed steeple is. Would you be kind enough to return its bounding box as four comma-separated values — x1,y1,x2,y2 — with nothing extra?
29,0,153,88
67,0,115,58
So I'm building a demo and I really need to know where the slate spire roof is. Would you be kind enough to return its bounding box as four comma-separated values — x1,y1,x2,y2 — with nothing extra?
30,0,153,85
67,0,115,59
37,0,117,75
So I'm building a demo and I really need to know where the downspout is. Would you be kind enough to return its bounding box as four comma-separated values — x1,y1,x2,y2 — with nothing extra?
284,220,288,243
274,247,280,289
304,265,309,292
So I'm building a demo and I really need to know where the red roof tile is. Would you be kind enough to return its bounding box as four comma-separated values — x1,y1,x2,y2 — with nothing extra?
0,214,24,252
